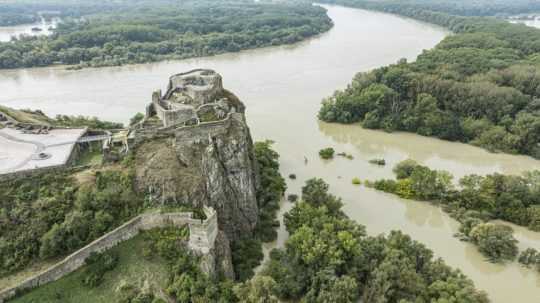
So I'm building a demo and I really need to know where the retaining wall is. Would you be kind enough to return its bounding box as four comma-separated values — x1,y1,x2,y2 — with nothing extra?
0,208,218,303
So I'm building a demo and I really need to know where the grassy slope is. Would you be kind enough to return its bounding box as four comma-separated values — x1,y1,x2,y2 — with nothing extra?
0,105,54,125
10,235,169,303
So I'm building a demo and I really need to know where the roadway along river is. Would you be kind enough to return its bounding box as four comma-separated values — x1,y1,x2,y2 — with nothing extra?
1,5,540,302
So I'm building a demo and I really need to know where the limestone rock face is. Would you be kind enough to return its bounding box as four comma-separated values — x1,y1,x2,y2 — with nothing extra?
134,114,259,242
212,230,235,279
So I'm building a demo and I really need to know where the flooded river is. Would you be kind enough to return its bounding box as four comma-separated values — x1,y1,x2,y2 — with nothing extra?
0,5,539,302
509,18,540,29
0,18,58,42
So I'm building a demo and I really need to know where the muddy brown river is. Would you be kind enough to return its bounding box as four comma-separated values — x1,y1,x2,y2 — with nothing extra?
1,5,539,302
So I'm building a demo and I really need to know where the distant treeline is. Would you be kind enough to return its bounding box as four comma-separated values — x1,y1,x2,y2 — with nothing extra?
0,0,188,26
0,0,332,69
318,0,540,17
318,0,540,159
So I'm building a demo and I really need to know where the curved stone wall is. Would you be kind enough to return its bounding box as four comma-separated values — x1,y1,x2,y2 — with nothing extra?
0,208,217,303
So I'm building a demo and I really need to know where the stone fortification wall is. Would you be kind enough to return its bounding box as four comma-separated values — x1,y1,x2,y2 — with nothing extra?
157,105,195,128
0,209,218,303
152,90,196,128
189,207,218,254
135,112,242,143
167,69,223,105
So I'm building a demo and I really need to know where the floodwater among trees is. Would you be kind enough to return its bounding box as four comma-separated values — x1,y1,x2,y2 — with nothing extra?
0,5,539,302
0,18,58,42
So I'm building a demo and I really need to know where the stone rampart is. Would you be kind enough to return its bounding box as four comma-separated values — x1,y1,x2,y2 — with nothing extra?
134,112,239,143
0,208,218,303
188,207,218,254
167,69,223,105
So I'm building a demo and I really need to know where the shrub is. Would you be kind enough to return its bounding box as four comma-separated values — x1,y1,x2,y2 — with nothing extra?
319,148,335,159
232,236,264,282
288,194,299,202
82,251,119,287
393,159,420,179
518,248,539,268
130,112,145,126
368,159,386,165
289,174,297,180
469,223,518,262
351,178,361,185
395,178,415,199
337,152,354,159
527,206,540,231
372,179,398,193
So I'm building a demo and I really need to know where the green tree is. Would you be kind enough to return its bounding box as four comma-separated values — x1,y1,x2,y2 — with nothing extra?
234,276,280,303
469,223,518,262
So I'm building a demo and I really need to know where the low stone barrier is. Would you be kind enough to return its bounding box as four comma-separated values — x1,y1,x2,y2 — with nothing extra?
0,207,217,303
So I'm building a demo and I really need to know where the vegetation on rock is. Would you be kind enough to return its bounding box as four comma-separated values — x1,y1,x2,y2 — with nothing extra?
232,141,286,282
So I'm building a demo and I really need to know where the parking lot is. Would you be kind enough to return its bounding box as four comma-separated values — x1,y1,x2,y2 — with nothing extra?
0,127,86,174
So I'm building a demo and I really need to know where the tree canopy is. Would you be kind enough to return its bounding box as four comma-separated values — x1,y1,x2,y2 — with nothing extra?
368,160,540,262
0,0,332,69
318,1,540,159
246,178,490,302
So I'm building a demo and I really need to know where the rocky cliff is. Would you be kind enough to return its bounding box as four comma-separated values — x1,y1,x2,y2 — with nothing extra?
133,114,259,241
131,69,261,278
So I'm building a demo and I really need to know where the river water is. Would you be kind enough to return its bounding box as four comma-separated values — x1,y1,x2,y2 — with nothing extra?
509,18,540,29
0,5,539,302
0,18,59,42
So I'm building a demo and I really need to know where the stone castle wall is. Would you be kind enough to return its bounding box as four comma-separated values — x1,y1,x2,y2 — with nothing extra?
168,69,223,105
152,90,196,128
188,207,218,254
135,112,242,144
0,209,218,303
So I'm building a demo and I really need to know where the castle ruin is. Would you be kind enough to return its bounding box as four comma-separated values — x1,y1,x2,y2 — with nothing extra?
144,69,240,128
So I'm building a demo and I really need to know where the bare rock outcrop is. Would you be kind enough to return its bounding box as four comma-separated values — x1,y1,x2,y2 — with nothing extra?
133,70,259,245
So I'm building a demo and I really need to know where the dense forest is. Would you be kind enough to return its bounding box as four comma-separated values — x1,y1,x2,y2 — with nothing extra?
0,0,219,26
367,160,540,262
0,0,332,69
318,1,540,158
236,178,490,302
0,167,143,276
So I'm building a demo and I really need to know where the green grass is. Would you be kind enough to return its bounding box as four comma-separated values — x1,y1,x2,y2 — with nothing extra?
75,146,103,166
198,110,219,123
10,235,170,303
